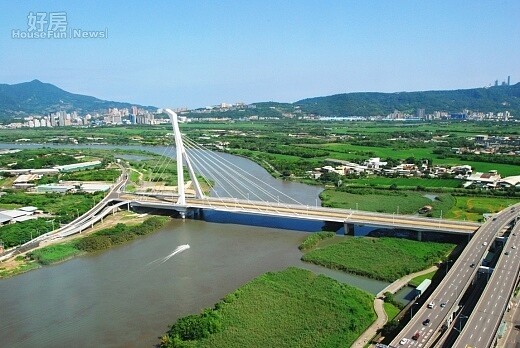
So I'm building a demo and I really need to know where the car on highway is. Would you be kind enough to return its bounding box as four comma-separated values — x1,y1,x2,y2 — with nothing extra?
470,263,476,268
423,318,431,326
440,302,446,308
399,338,409,345
505,251,510,255
412,332,420,340
427,301,435,308
483,241,488,246
513,246,517,249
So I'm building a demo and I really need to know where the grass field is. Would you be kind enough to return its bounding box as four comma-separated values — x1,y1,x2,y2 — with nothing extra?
343,177,461,188
445,196,518,221
160,267,376,348
318,143,434,160
301,237,455,282
320,189,455,217
384,302,401,321
408,270,437,288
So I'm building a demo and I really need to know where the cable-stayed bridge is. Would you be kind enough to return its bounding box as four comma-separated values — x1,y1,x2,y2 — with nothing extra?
119,109,480,235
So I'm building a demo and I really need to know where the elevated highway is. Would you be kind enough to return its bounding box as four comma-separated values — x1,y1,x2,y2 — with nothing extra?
390,203,520,348
452,208,520,348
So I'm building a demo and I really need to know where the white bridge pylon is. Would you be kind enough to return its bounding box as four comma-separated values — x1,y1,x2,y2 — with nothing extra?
164,108,204,205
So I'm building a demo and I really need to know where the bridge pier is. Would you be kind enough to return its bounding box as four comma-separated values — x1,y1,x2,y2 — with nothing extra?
417,230,423,241
344,222,355,236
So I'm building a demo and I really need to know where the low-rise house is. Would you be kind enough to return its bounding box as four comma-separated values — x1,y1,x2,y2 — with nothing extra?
0,210,31,219
54,160,102,173
363,157,387,169
19,206,39,214
465,171,501,188
13,174,41,189
0,213,12,225
497,175,520,188
80,183,111,193
35,184,75,193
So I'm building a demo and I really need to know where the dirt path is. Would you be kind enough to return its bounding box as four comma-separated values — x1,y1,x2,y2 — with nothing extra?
351,265,439,348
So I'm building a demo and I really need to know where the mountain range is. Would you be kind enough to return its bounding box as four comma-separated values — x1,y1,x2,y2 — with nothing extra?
0,80,156,120
1,79,519,121
295,83,520,117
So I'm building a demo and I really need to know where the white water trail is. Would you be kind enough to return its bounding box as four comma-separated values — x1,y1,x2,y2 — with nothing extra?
146,244,190,267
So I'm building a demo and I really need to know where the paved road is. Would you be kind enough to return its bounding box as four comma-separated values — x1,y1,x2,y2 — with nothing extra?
390,203,520,348
352,266,439,348
452,208,520,348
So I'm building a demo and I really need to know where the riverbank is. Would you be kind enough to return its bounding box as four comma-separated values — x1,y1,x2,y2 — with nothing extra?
160,267,376,348
0,212,168,278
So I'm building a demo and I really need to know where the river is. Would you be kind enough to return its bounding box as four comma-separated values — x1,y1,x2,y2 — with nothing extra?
0,143,411,347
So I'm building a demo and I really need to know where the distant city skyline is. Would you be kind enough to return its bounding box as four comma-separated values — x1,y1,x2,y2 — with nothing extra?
0,0,519,108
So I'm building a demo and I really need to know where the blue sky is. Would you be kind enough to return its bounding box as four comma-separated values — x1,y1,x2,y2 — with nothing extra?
0,1,519,108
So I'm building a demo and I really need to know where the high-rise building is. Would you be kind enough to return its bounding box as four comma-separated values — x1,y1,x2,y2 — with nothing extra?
416,108,425,119
508,76,511,86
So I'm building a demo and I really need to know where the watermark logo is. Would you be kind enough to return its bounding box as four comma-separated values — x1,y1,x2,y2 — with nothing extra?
11,12,108,39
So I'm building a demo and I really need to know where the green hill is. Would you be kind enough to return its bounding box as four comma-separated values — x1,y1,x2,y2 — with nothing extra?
0,79,155,120
295,83,520,117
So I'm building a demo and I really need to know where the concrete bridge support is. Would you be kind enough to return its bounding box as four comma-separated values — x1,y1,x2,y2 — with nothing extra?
344,222,355,236
417,230,423,241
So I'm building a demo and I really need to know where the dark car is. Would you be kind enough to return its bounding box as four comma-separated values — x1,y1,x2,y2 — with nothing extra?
470,263,475,268
423,319,431,326
412,332,420,340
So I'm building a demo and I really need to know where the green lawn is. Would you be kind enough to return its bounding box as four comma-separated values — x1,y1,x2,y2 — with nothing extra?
160,267,376,348
302,237,455,282
383,302,401,321
408,270,437,288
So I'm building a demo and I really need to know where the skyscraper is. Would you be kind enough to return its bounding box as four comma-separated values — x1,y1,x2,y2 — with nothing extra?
508,75,511,86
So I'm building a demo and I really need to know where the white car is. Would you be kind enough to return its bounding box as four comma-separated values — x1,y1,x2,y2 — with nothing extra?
427,301,435,308
400,338,409,345
483,242,488,246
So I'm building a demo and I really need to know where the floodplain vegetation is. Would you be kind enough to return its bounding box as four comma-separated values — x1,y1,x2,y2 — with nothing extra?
29,216,169,263
160,267,375,348
298,231,335,250
301,236,454,282
0,216,169,278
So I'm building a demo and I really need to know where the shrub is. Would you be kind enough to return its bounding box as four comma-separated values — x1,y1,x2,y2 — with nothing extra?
75,235,112,252
167,310,222,341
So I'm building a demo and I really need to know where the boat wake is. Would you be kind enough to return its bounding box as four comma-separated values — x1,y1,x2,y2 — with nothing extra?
146,244,190,266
